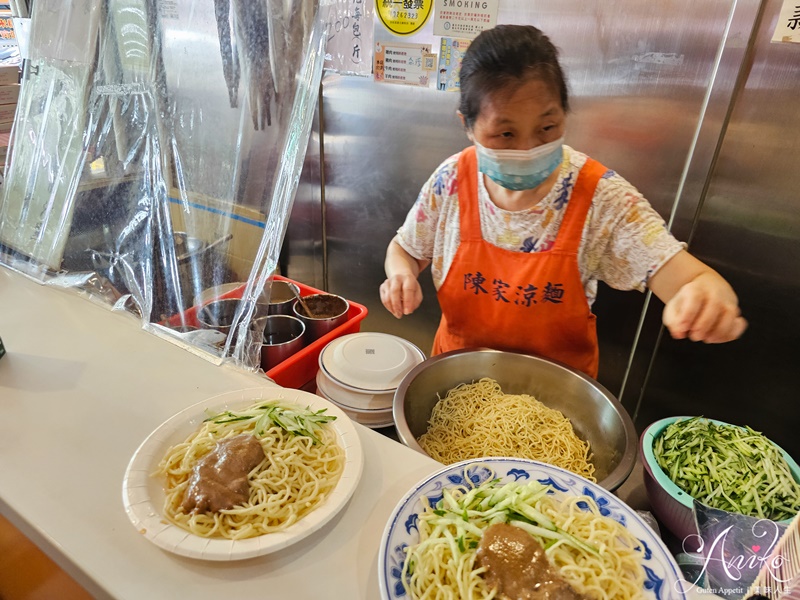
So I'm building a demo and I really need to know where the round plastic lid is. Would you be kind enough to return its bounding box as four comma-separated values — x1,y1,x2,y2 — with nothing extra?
319,332,426,392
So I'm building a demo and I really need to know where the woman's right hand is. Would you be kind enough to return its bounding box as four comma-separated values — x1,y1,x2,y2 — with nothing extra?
380,274,423,319
382,237,429,318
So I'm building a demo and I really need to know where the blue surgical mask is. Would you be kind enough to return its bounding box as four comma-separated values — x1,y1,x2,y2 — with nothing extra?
475,137,565,191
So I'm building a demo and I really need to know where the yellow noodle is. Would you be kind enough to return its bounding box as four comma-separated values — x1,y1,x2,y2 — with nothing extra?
154,401,345,539
418,378,595,481
402,475,646,600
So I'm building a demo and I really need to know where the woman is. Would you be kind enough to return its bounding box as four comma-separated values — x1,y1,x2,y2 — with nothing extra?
379,24,746,378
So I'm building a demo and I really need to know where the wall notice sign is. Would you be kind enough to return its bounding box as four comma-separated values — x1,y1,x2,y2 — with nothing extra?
771,0,800,43
433,0,498,39
437,37,470,91
375,0,433,36
373,42,431,86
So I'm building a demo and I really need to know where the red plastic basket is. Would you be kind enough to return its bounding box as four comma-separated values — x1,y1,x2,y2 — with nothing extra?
165,276,368,389
164,286,245,329
266,276,368,389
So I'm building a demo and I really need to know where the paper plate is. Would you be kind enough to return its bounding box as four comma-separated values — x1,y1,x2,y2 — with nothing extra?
122,387,363,561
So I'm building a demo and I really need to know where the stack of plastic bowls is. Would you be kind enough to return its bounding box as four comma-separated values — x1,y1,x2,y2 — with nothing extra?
315,332,426,428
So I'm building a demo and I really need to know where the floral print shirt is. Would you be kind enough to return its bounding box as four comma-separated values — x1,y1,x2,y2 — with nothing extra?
396,145,686,306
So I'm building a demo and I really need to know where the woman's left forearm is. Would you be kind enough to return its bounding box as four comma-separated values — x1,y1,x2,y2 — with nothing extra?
648,250,747,343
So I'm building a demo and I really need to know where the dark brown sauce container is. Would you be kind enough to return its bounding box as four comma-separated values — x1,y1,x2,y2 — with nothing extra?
292,293,349,343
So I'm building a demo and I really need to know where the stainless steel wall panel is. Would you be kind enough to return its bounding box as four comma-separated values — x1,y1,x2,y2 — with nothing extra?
634,0,800,457
300,1,748,401
310,74,464,353
620,0,764,408
283,125,325,288
288,0,787,435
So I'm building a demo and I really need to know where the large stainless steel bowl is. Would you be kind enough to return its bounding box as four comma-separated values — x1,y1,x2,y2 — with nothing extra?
393,348,637,491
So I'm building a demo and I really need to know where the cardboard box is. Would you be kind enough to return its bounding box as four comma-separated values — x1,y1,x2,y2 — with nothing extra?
0,65,18,86
0,103,14,123
0,84,18,105
0,132,9,160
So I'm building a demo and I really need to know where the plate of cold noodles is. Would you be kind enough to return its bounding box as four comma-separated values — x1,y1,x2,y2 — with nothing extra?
122,387,364,560
379,458,687,600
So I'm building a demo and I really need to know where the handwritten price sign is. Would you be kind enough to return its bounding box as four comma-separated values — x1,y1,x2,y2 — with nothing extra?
324,0,374,76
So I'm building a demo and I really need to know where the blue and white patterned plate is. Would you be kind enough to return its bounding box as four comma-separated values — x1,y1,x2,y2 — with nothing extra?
378,457,687,600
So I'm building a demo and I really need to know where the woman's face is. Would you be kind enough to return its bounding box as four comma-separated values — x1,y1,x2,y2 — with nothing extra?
467,77,566,151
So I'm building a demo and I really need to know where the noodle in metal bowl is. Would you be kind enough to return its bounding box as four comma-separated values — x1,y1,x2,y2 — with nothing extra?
418,377,595,481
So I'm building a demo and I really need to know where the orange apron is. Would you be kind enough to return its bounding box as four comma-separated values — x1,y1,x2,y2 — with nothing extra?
432,146,607,378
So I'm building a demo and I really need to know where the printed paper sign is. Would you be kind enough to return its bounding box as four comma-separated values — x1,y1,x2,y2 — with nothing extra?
375,0,433,36
0,11,17,49
373,41,431,86
771,0,800,43
433,0,498,39
436,37,470,92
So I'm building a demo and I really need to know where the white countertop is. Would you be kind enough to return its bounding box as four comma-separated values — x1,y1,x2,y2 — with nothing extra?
0,268,443,599
0,267,716,600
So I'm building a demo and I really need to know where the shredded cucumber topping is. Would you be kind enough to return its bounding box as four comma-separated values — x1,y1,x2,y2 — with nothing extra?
204,401,336,444
653,417,800,520
413,479,601,559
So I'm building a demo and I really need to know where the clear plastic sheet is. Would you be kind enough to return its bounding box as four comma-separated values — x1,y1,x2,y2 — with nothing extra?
0,0,330,371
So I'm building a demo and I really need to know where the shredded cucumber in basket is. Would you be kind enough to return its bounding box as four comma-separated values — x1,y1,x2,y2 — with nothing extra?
653,417,800,521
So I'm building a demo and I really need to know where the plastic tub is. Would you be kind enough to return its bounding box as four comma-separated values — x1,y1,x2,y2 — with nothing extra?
315,382,394,429
315,369,394,412
639,416,800,551
319,332,426,393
